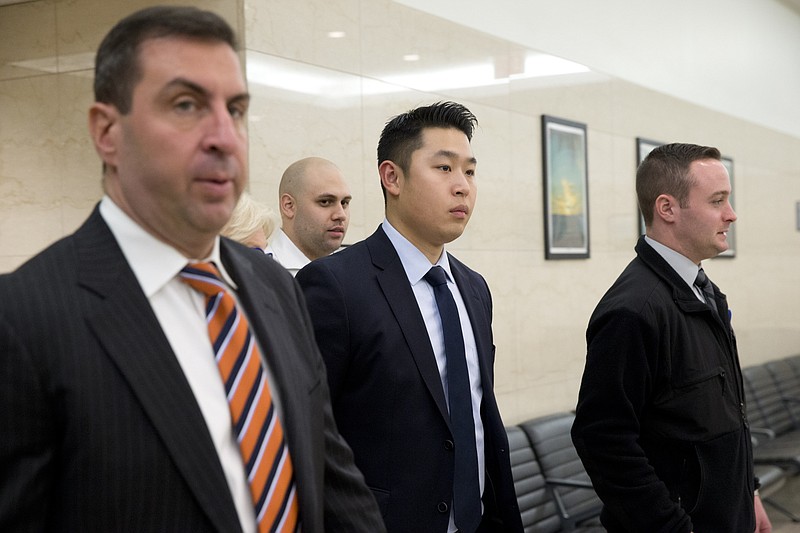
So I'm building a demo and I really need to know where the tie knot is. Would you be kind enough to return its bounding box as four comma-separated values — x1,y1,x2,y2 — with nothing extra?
180,262,226,298
424,266,448,287
695,267,710,289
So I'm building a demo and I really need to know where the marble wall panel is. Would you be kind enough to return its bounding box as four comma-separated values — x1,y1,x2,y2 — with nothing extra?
1,0,798,422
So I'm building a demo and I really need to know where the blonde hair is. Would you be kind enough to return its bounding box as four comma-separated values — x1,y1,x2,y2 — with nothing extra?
221,192,277,248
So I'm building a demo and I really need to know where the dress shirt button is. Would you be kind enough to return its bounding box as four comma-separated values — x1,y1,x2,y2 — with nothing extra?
437,501,449,513
444,439,454,450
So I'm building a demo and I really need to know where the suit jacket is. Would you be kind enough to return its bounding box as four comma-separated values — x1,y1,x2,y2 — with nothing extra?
296,227,523,533
0,206,384,532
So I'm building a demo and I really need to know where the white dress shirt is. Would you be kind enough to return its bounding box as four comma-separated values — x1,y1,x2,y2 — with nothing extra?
644,236,707,303
264,228,310,276
382,219,485,533
100,196,258,533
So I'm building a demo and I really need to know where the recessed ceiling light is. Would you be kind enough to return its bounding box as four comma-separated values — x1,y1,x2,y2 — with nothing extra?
327,31,346,39
403,54,420,62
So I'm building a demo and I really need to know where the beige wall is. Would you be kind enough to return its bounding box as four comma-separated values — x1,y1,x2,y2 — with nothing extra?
2,0,799,424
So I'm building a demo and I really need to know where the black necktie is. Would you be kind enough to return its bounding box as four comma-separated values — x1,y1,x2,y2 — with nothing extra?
424,266,481,533
695,267,718,314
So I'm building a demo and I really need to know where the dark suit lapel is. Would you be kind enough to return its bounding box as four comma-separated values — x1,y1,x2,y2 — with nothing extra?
76,209,240,533
449,256,494,382
219,241,311,432
219,241,317,511
367,229,449,422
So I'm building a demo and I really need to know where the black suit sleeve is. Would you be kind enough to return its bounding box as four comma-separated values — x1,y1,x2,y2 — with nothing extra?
319,389,386,532
0,314,55,530
287,269,386,533
295,259,351,402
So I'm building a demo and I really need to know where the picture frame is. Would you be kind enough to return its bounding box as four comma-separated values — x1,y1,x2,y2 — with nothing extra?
636,137,663,235
542,115,589,259
796,201,800,232
716,155,736,258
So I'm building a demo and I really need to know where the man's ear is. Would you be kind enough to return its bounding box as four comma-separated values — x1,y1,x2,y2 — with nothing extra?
379,160,401,198
88,102,120,170
280,193,296,219
654,193,677,223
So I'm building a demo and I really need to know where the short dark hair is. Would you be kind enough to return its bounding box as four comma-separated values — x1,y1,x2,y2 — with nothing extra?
94,6,238,114
377,101,478,175
636,142,721,227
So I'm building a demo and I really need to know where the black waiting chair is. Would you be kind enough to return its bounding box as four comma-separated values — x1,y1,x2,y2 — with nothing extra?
507,425,562,532
765,358,800,424
742,364,800,469
518,413,604,532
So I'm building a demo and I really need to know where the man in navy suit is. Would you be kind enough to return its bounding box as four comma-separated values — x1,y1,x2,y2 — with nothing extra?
296,102,523,533
0,6,382,532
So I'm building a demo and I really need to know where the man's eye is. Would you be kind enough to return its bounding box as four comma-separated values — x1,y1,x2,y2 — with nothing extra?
175,99,198,112
438,165,451,172
229,105,247,119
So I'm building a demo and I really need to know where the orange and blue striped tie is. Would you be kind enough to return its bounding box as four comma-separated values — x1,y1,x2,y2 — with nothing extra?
180,262,299,533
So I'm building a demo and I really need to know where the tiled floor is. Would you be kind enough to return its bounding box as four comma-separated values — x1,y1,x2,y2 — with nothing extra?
765,474,800,532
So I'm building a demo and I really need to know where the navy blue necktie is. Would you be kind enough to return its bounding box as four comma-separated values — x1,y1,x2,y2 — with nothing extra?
695,268,718,314
424,266,481,533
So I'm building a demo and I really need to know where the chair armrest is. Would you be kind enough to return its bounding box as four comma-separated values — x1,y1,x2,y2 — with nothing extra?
545,477,595,490
544,476,602,528
750,426,777,440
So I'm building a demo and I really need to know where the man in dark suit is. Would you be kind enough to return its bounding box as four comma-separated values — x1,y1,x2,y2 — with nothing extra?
0,6,383,532
296,102,523,533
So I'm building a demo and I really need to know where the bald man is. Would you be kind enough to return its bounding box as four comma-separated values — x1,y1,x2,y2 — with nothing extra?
266,157,352,276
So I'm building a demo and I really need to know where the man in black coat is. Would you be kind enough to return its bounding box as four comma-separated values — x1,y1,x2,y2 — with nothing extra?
571,143,771,532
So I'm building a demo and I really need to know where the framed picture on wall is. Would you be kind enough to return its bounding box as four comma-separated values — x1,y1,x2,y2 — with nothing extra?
542,115,589,259
716,155,736,258
636,137,664,235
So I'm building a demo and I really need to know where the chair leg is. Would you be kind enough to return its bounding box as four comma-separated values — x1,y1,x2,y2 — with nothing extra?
763,496,800,522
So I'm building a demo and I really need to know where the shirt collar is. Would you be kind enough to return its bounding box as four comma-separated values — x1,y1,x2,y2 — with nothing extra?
99,196,236,297
644,235,700,289
267,229,311,269
381,219,453,285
